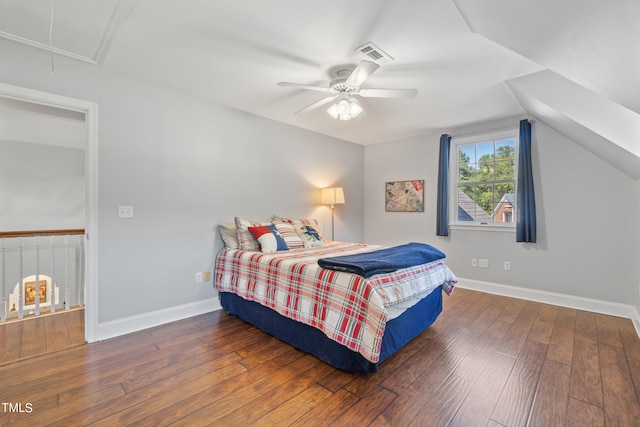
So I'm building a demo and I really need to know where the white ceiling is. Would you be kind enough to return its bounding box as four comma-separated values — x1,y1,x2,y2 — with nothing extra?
1,0,639,168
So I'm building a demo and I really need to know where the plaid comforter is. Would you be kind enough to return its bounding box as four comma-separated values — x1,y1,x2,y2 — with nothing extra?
214,242,457,363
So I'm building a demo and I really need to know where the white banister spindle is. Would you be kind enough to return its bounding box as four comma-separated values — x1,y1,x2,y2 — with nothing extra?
64,235,70,310
78,234,85,307
34,236,41,316
49,235,56,314
18,237,24,319
1,238,5,322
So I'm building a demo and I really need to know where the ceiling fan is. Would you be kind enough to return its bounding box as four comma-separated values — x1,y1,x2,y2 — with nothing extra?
277,60,418,120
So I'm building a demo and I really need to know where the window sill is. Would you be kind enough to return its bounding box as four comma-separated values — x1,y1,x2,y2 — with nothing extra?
449,224,516,233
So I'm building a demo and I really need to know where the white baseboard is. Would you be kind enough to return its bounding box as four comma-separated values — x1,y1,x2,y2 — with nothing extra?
95,296,222,342
456,278,640,338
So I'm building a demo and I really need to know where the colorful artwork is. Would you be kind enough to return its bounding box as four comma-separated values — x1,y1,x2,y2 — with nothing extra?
385,180,424,212
25,280,47,305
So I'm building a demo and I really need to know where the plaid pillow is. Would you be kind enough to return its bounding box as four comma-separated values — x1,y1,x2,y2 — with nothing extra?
272,216,324,241
270,221,305,249
234,217,267,251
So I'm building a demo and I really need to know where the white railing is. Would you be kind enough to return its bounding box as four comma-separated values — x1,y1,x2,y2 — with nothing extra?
0,229,84,323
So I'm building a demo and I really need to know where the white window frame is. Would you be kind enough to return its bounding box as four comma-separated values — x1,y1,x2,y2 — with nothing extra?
449,128,519,232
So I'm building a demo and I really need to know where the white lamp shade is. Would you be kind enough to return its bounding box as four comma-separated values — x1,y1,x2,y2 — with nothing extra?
321,187,345,205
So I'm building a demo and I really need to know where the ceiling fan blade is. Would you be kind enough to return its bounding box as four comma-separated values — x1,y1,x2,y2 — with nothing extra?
295,96,337,114
358,88,418,98
277,82,331,93
345,60,380,86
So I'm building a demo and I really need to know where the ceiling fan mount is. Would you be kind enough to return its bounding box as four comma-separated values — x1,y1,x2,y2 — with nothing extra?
328,67,358,93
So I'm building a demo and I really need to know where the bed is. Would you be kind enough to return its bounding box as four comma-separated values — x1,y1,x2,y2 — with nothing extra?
214,218,457,373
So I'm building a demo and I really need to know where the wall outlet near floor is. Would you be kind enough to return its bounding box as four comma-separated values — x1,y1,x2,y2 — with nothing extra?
195,272,203,283
203,271,211,282
478,259,489,268
471,258,478,267
504,261,511,271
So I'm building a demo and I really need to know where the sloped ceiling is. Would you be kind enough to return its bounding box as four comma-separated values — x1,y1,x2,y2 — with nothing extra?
1,0,639,177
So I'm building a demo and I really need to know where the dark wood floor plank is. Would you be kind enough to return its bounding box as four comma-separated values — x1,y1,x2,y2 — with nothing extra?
466,295,510,335
575,310,597,341
379,326,464,394
527,359,571,426
496,296,526,324
331,386,397,427
0,319,23,365
448,352,517,427
528,303,558,344
565,398,604,427
599,341,640,425
0,308,85,366
496,301,542,358
161,355,321,427
80,362,250,427
616,316,640,366
408,373,474,426
65,307,86,345
289,388,360,427
44,311,72,352
19,316,47,358
251,383,333,426
1,289,639,427
546,307,576,366
570,334,603,408
453,319,511,382
209,362,335,426
595,313,623,347
490,339,548,427
133,350,305,426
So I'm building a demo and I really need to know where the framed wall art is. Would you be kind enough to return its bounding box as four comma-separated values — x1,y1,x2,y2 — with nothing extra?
385,180,424,212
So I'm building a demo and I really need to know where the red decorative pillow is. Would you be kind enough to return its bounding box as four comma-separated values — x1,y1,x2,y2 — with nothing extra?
248,225,289,253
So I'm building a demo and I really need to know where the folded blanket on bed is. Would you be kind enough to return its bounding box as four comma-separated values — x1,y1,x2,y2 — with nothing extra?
318,242,446,278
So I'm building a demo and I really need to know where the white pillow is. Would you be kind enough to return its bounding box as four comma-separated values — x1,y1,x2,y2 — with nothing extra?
292,221,324,248
219,223,239,249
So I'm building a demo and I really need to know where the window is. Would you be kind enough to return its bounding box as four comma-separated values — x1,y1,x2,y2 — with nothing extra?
451,129,518,229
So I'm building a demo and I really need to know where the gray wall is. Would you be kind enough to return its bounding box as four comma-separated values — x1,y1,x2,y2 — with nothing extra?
0,39,364,323
365,119,640,308
0,140,85,230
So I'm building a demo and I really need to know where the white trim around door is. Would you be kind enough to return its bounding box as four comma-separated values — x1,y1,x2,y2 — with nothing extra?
0,82,99,342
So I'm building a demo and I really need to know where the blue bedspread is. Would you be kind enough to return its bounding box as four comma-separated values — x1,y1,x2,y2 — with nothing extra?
318,242,446,278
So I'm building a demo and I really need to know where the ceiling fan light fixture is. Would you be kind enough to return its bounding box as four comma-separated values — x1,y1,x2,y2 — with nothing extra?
327,98,363,120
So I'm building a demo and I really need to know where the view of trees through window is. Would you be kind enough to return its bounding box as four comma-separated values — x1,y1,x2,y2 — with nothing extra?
457,139,516,223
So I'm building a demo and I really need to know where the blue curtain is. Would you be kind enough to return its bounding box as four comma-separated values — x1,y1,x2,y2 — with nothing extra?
436,134,451,236
516,119,536,243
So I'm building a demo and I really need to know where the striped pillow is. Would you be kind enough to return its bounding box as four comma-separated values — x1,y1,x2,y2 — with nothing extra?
271,221,304,249
272,216,324,241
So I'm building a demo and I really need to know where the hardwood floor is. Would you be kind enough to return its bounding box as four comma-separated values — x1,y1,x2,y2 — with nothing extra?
1,289,639,426
0,308,85,366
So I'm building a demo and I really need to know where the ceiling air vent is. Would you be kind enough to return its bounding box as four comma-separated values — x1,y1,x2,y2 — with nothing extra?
355,42,394,64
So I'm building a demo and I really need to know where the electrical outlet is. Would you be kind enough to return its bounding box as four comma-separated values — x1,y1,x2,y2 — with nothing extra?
195,272,203,283
204,271,211,282
471,258,478,267
504,261,511,271
479,259,489,268
118,205,133,218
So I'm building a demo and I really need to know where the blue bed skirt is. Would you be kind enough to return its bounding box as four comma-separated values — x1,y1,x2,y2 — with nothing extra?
219,286,443,373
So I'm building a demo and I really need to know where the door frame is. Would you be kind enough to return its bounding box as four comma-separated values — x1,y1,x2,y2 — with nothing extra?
0,82,99,342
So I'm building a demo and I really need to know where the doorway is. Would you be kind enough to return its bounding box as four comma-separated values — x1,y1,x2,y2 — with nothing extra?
0,82,98,345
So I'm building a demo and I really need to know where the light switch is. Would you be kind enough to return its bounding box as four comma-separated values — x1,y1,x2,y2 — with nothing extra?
118,205,134,218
